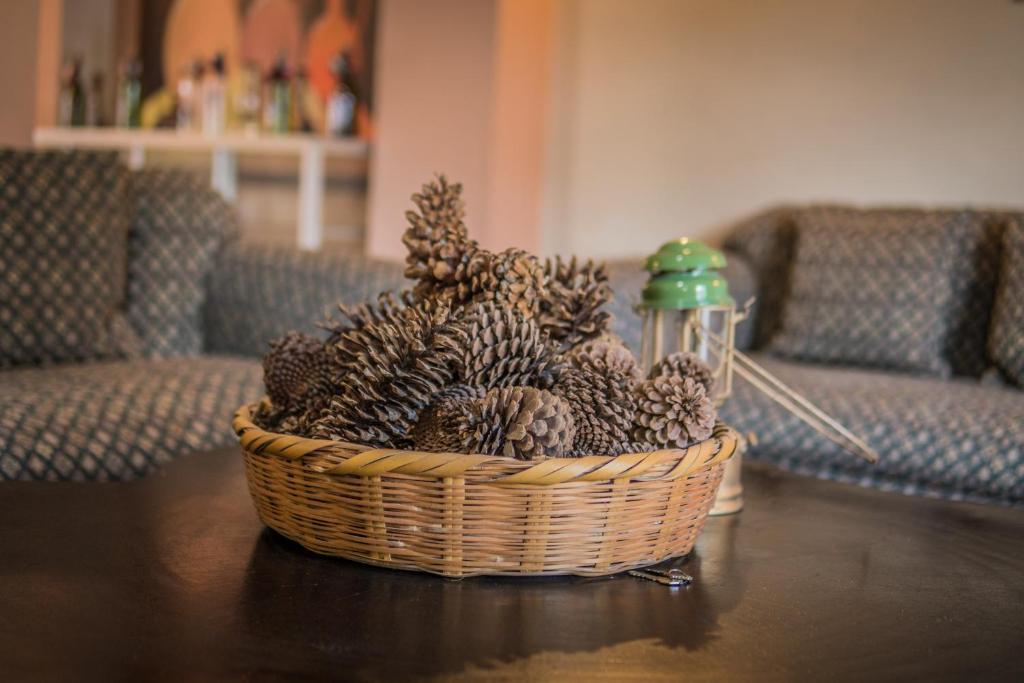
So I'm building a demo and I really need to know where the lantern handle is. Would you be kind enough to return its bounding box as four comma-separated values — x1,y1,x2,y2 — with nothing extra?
698,327,880,464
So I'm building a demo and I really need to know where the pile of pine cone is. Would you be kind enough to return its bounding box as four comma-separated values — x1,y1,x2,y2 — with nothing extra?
254,176,717,460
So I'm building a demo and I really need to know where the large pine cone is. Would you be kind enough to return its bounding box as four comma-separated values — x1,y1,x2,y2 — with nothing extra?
464,386,575,460
402,175,479,289
540,256,612,351
632,376,715,449
460,303,560,389
409,384,485,452
467,248,546,319
568,336,642,387
553,366,637,456
262,332,333,415
650,351,714,394
311,305,467,447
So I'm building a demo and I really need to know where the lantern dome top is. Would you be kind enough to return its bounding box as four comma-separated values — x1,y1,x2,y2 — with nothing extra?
642,270,732,309
645,238,726,274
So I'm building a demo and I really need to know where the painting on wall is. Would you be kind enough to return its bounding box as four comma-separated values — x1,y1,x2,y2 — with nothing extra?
139,0,375,137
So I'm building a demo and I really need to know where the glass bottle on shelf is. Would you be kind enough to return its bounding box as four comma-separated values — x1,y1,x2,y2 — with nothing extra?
115,59,142,128
202,53,226,136
263,56,291,134
57,57,87,127
324,51,357,137
291,68,322,133
176,61,202,131
235,62,262,135
87,72,105,127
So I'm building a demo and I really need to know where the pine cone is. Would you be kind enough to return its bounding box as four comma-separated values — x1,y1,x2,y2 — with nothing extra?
568,337,642,387
468,248,546,319
464,386,575,460
460,302,559,389
650,351,714,394
321,291,408,346
312,305,467,447
402,175,478,287
409,385,485,452
632,376,715,449
262,332,333,414
553,366,637,456
540,256,612,351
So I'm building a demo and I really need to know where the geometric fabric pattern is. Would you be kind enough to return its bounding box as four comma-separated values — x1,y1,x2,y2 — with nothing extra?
0,149,137,367
202,242,408,358
719,353,1024,506
0,355,263,481
769,207,965,377
127,168,239,356
726,205,1020,377
990,216,1024,386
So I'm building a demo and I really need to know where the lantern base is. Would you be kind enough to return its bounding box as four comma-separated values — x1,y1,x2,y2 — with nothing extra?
709,444,744,516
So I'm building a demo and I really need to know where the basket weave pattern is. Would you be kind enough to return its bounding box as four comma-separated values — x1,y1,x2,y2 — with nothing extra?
234,406,737,577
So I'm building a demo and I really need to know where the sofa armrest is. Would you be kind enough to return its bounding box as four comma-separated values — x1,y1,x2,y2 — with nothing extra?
202,243,407,358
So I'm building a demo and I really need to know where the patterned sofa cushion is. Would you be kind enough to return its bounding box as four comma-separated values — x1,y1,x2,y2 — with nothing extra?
127,169,239,356
0,355,263,481
719,353,1024,505
990,217,1024,386
725,206,1010,376
769,207,969,376
0,150,137,367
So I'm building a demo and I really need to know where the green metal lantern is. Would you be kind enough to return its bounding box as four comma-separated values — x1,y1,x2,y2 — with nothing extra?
640,239,739,405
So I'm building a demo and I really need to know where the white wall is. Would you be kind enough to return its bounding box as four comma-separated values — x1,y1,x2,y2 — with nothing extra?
541,0,1024,259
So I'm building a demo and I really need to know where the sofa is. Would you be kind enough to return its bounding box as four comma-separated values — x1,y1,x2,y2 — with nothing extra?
0,150,406,480
2,151,1021,507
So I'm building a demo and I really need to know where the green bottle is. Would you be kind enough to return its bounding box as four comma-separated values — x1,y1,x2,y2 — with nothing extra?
116,59,142,128
264,57,291,134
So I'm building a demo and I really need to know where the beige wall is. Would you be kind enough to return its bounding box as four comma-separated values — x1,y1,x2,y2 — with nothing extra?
0,1,41,147
366,0,555,260
366,0,497,260
541,0,1024,259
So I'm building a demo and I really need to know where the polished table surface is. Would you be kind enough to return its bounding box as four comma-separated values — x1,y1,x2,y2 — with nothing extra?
1,448,1022,681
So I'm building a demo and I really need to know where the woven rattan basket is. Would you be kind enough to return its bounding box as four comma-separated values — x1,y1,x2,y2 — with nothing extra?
233,405,738,577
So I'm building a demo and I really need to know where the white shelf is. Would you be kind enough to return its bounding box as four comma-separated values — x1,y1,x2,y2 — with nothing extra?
33,126,370,251
32,127,369,157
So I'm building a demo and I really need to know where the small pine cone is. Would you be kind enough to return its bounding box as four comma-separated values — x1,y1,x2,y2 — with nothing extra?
460,303,559,389
632,376,715,449
263,332,333,414
321,291,408,346
401,175,478,286
469,248,546,319
552,366,637,455
568,337,642,387
650,351,714,394
409,385,485,452
540,256,612,351
465,386,575,460
315,305,467,447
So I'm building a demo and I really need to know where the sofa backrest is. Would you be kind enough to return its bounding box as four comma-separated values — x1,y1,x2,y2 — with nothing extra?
126,168,240,357
724,205,1021,377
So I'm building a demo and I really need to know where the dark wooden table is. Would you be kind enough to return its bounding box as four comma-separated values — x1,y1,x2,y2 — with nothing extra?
1,449,1022,682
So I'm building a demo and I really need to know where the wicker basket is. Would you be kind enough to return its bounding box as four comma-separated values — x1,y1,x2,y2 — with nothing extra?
233,405,738,578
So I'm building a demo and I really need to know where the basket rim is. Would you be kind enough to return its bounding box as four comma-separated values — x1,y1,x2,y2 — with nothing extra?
233,404,738,486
